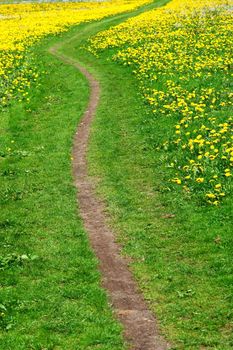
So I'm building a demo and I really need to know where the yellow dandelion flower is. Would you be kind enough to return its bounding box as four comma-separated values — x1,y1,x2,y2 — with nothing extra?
206,193,216,199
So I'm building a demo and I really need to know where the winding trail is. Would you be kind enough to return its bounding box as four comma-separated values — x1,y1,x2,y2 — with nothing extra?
49,12,170,350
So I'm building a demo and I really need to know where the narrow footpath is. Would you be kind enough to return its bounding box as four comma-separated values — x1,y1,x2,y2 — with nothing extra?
49,3,170,349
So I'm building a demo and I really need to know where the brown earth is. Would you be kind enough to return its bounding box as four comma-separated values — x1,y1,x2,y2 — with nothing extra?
49,43,170,350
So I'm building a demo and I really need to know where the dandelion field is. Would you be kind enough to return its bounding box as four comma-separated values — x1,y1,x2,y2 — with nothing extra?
1,0,233,349
85,0,233,347
0,0,150,107
89,0,233,206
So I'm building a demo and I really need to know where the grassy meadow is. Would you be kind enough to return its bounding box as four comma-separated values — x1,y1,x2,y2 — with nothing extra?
0,0,232,349
0,31,127,349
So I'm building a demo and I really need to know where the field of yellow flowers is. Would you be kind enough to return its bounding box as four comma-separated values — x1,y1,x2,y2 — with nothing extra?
89,0,233,205
0,0,150,107
1,1,232,348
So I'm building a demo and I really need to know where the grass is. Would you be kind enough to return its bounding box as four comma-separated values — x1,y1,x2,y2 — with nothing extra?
0,27,126,350
0,1,169,349
57,1,233,349
1,0,232,349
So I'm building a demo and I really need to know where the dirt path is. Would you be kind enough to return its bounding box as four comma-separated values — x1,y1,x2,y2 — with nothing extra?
49,36,169,350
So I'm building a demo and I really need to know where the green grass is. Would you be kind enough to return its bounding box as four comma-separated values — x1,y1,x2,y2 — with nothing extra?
56,1,232,349
0,1,170,349
0,29,126,350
